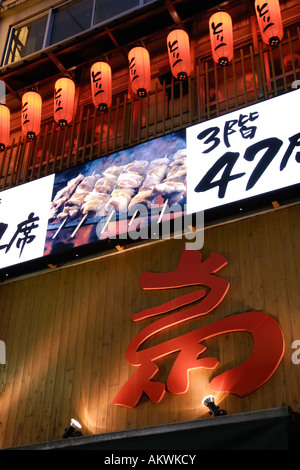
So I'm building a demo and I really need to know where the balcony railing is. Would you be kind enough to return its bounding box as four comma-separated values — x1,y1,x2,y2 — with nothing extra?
0,26,299,191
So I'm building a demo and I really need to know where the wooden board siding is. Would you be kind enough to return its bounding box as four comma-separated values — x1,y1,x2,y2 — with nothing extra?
0,203,300,447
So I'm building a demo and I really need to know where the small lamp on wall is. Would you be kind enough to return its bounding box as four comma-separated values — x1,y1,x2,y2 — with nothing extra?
62,418,83,438
202,395,227,416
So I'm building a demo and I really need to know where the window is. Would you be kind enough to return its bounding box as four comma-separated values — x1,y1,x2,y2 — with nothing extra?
49,0,94,45
2,0,157,66
5,15,48,65
93,0,139,25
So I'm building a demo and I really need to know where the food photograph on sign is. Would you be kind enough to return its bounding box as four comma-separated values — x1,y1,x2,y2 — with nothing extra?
44,130,187,256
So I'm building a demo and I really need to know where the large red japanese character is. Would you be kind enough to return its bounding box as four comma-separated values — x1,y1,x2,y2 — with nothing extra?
113,249,284,408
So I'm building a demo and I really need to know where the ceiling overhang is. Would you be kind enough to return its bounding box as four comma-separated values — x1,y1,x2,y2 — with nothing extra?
0,0,224,97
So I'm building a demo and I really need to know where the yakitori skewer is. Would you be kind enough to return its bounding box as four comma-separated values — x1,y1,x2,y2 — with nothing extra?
53,173,100,238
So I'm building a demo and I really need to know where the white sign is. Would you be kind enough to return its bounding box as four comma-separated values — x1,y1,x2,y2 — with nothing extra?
0,174,55,269
186,88,300,214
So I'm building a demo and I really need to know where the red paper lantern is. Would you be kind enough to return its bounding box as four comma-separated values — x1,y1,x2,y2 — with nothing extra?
54,77,75,127
22,91,42,139
90,61,112,111
167,29,192,80
128,46,151,97
209,11,233,66
255,0,283,48
0,104,10,151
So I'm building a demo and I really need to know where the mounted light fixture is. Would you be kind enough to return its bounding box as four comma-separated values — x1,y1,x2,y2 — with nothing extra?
202,395,227,416
90,60,112,111
0,104,10,152
22,90,42,139
209,11,233,66
167,28,192,80
254,0,283,48
62,418,82,439
128,46,151,97
54,77,75,127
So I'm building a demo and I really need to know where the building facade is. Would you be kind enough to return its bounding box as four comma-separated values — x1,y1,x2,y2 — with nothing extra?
0,0,299,449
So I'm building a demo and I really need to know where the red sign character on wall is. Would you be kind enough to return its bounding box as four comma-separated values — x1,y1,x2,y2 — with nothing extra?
113,250,285,408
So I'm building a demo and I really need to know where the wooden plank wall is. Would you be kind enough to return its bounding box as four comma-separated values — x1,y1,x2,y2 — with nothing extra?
0,203,300,448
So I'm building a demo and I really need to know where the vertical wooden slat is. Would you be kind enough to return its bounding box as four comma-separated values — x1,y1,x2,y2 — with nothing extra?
104,106,112,154
52,125,61,171
112,97,120,153
45,122,55,175
0,139,13,190
37,125,49,179
278,43,287,93
88,108,98,161
240,48,248,106
0,146,8,189
205,61,210,120
287,30,297,82
74,106,84,166
250,45,259,103
81,108,90,163
213,61,220,116
196,64,201,122
96,111,105,159
66,116,77,168
269,47,278,96
121,94,128,149
59,126,68,172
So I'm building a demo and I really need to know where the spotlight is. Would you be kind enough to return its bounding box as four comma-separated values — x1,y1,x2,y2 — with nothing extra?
202,395,227,417
62,418,83,439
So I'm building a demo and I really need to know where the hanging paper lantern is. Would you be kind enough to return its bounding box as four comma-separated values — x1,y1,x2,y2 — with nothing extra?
54,77,75,127
90,61,112,111
0,104,10,151
255,0,283,48
128,46,151,97
22,91,42,139
167,29,192,80
209,11,233,66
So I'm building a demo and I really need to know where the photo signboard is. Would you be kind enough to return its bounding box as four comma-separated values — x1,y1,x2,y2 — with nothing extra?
0,89,299,275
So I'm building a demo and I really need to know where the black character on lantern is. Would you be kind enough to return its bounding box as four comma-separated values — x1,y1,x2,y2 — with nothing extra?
211,22,227,51
91,70,107,111
129,57,139,83
91,71,104,97
0,212,40,257
22,102,30,126
54,87,63,114
168,40,183,68
256,2,280,47
256,3,275,33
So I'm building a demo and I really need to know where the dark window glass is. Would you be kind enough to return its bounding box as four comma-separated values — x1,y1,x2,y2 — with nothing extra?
50,0,94,45
7,16,48,64
93,0,139,25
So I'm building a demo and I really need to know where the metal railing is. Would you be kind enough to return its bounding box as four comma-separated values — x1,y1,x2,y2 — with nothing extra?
0,26,299,191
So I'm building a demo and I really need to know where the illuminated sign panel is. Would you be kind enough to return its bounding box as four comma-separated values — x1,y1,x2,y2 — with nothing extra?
187,89,300,214
0,89,299,273
0,175,54,269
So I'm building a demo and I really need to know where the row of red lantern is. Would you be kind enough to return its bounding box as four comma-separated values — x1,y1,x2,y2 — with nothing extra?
210,0,283,66
0,0,284,151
